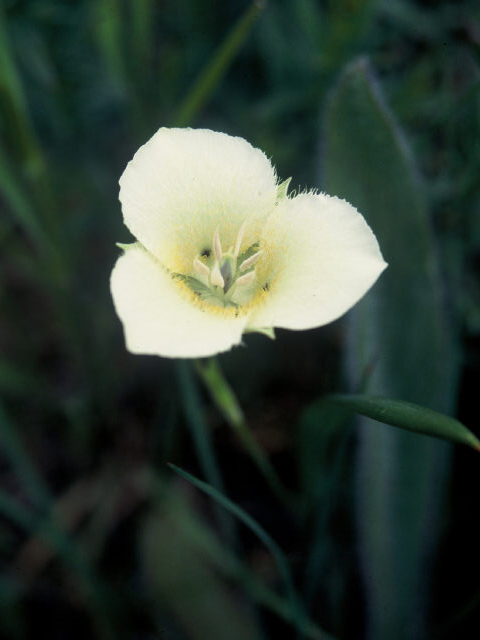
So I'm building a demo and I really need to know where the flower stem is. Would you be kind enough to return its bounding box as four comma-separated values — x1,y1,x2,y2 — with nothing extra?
194,358,296,509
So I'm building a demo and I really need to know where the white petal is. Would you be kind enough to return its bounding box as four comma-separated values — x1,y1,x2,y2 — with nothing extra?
110,244,248,358
119,128,277,274
249,193,387,330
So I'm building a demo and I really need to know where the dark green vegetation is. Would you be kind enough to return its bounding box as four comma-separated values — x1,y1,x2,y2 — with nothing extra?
1,1,480,639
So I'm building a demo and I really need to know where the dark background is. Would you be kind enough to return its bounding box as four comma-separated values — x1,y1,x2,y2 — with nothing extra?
1,1,479,639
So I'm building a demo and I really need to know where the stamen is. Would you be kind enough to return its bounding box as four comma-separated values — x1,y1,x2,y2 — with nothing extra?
239,249,263,272
213,229,223,262
193,257,211,278
234,270,256,288
210,262,225,288
233,221,247,258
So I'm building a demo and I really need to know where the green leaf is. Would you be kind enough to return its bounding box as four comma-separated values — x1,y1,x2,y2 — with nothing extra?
328,395,480,451
323,58,459,640
276,177,292,201
168,463,305,635
143,478,332,640
141,503,263,640
173,1,265,127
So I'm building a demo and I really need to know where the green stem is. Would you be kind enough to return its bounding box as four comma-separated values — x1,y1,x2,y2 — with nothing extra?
194,358,297,509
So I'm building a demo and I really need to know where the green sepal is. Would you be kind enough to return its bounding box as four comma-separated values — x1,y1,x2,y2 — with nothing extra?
174,274,238,308
237,242,259,265
245,326,275,340
116,241,136,251
276,177,292,201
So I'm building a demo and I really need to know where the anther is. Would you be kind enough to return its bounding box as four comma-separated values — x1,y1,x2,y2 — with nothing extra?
233,221,247,258
234,270,256,288
210,262,225,289
193,257,211,278
239,250,263,272
213,229,223,263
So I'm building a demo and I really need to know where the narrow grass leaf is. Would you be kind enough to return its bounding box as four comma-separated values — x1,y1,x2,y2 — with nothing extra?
0,487,114,640
140,503,263,640
328,395,480,451
173,1,265,127
146,476,334,640
168,463,305,636
0,143,51,254
175,360,234,545
0,402,52,510
0,5,46,179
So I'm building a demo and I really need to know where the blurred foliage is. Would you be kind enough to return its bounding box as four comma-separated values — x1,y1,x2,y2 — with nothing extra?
1,0,480,639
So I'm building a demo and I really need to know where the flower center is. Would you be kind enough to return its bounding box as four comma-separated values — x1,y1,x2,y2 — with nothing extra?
184,223,263,307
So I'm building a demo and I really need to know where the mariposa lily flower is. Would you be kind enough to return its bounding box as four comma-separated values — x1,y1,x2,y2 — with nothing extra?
111,128,386,358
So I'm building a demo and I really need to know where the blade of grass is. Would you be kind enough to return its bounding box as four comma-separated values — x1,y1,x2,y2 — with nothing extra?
327,394,480,451
145,468,334,639
175,360,235,545
0,402,52,510
92,0,127,90
0,2,46,182
173,1,265,127
195,358,296,508
168,462,306,638
0,487,114,640
0,142,55,261
128,0,154,75
0,2,57,236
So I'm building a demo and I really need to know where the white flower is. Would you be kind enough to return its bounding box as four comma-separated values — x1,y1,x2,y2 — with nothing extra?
111,128,387,358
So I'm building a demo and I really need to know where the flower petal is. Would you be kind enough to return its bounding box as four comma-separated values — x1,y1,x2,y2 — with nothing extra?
119,128,278,274
110,244,248,358
249,193,387,330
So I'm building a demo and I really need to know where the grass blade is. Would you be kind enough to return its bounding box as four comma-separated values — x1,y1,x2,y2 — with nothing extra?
0,402,52,510
0,142,53,256
328,395,480,452
0,487,114,640
173,1,265,127
0,3,46,180
175,360,235,545
168,462,305,637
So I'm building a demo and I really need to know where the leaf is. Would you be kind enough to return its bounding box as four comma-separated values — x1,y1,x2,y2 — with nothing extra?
276,177,292,201
168,463,305,635
144,475,331,640
173,1,265,127
328,395,480,451
140,503,263,640
323,58,459,640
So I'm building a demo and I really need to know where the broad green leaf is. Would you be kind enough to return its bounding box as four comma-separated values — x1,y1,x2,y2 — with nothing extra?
328,395,479,451
323,59,459,640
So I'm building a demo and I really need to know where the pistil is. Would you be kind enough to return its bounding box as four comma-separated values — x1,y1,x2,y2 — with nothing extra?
190,223,261,306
